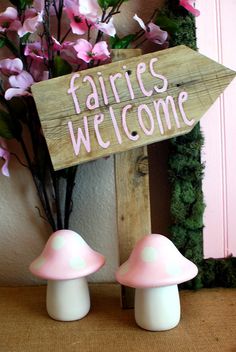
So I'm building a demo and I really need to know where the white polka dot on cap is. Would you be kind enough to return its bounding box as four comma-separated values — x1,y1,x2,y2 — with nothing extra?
69,256,86,270
141,246,158,262
51,235,66,250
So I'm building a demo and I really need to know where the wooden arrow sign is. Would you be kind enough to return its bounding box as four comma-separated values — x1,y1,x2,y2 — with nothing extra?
32,45,236,171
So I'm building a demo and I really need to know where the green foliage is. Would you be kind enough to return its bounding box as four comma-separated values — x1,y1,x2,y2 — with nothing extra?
0,38,6,49
52,56,72,78
165,4,205,289
98,0,128,10
201,258,236,288
166,1,236,289
110,34,135,49
158,7,197,50
169,124,206,290
20,33,31,45
9,0,33,10
156,14,179,35
169,14,197,50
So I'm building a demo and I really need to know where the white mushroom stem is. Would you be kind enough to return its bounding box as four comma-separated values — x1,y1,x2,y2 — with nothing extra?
134,284,180,331
46,277,90,321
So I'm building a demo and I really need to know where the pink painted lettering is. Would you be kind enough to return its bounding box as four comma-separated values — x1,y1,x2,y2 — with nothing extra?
65,56,194,160
123,66,135,100
122,104,139,141
149,58,168,93
178,91,195,126
109,73,122,103
68,119,91,156
97,72,109,105
68,73,81,114
137,62,153,97
109,106,122,144
153,99,171,133
138,104,155,136
83,75,99,110
94,114,110,149
153,96,181,133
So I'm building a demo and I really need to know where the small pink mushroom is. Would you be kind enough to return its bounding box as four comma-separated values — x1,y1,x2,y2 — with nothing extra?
116,234,198,331
30,230,105,321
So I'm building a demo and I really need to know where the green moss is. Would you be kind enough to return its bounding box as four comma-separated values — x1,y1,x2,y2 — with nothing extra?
164,0,236,288
158,0,197,50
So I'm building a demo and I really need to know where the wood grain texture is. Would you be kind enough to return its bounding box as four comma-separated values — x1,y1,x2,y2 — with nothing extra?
32,45,236,170
113,50,151,309
115,147,151,308
115,147,151,264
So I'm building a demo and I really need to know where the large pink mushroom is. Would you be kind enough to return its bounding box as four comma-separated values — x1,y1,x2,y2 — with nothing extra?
116,234,198,331
30,230,105,321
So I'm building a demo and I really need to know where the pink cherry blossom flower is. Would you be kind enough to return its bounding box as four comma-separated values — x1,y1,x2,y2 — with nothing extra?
0,58,23,76
24,38,61,62
65,1,116,37
5,71,34,100
30,60,49,82
179,0,200,16
24,41,45,62
145,22,168,45
80,0,116,37
33,0,44,13
60,41,82,66
95,17,116,37
64,0,77,8
18,7,43,37
0,7,21,33
0,138,10,177
79,0,100,22
65,6,88,35
74,39,110,63
133,14,168,45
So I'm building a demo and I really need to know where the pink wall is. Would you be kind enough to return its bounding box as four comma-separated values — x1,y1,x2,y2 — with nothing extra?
196,0,236,258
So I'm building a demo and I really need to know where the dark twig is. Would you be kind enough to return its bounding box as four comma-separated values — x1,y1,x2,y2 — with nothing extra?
35,206,50,223
10,152,28,168
60,28,71,44
64,166,78,229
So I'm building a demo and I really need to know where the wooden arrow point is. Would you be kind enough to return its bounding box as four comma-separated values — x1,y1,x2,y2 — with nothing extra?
32,45,236,171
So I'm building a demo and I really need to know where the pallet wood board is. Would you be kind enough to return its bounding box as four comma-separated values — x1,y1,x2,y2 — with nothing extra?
115,147,151,308
113,49,151,309
32,45,236,171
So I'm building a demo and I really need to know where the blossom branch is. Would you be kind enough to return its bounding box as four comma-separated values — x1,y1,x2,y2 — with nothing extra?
43,0,54,78
35,206,50,224
52,170,63,229
19,134,56,231
53,0,64,42
60,27,71,44
64,165,78,229
10,152,28,168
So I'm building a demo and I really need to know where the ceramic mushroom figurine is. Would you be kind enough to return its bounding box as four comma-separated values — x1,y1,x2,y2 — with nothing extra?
116,234,198,331
30,230,105,321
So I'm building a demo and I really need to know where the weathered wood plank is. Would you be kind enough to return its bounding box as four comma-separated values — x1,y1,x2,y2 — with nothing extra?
32,45,236,170
115,149,151,264
113,49,151,309
115,147,151,308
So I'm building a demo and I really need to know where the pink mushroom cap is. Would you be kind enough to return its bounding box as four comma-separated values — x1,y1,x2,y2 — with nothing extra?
116,234,198,289
29,230,105,280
